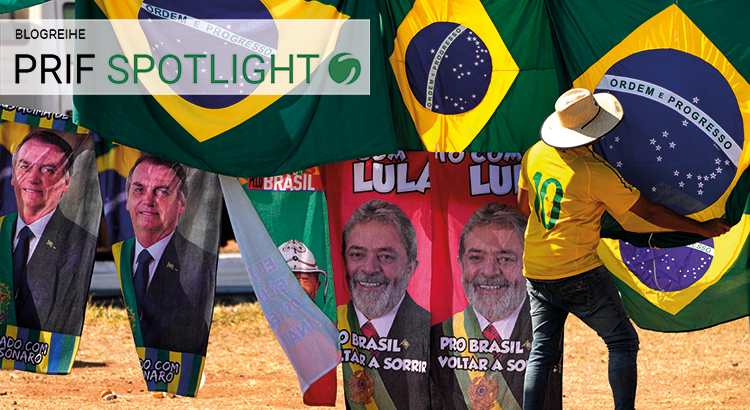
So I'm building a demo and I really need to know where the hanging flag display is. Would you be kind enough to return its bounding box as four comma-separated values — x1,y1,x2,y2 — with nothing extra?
0,0,50,13
322,151,561,410
548,1,750,331
98,144,221,396
73,0,398,178
221,176,341,406
381,0,560,152
0,105,100,375
239,168,338,405
241,168,336,322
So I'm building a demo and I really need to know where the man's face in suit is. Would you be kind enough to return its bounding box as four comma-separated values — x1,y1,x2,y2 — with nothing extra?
126,162,186,248
11,139,70,224
345,221,418,320
460,224,526,323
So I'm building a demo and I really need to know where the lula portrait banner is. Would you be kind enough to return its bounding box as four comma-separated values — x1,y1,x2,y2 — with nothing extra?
0,105,100,375
322,151,562,410
547,0,750,331
96,143,222,397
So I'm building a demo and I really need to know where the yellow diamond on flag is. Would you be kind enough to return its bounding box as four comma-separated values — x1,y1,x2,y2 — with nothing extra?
93,0,349,143
388,0,519,152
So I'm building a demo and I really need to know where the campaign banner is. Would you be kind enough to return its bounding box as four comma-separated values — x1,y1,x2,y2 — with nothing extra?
241,168,336,322
0,105,100,375
98,144,221,397
322,151,561,410
220,176,341,406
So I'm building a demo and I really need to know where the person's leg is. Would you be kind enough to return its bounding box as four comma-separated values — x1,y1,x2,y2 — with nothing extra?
564,266,639,410
524,279,568,410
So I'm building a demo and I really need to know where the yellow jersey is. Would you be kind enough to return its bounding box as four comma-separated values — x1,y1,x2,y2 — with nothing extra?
519,141,641,279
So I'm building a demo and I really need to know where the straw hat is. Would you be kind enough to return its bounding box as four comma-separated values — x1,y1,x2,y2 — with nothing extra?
541,88,623,148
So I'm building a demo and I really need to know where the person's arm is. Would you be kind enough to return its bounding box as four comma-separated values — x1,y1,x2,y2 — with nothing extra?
628,194,730,237
516,188,531,218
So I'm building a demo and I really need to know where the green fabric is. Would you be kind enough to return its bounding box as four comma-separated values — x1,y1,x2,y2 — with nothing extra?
379,0,562,153
0,0,50,14
115,238,145,347
73,0,398,178
0,215,17,327
244,177,336,321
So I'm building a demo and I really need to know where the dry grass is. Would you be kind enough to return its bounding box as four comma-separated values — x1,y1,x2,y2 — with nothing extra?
0,302,747,409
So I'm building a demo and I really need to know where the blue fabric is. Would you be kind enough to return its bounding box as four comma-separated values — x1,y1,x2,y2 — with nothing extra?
12,226,33,296
523,265,639,410
134,249,152,321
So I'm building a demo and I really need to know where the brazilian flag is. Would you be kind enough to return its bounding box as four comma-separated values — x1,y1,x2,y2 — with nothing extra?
93,136,138,244
74,0,397,178
380,0,561,152
0,0,49,13
548,1,750,331
240,169,336,322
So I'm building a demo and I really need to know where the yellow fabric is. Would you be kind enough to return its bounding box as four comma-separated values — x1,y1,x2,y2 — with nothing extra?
520,141,641,279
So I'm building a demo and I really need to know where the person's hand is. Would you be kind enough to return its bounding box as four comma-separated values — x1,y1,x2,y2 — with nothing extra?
699,218,731,237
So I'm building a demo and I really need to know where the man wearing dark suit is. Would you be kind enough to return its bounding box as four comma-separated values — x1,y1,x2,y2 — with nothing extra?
118,154,216,356
6,131,97,335
338,199,430,410
430,203,562,410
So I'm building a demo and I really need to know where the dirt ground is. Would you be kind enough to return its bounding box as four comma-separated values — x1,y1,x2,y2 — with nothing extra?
1,301,748,410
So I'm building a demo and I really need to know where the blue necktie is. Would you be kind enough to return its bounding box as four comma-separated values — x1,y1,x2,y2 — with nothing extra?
133,250,153,319
12,226,33,299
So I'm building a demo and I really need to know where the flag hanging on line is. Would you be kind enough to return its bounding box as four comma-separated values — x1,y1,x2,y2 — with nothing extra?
380,0,560,152
548,0,750,331
220,176,340,405
74,0,398,178
0,105,100,375
240,168,337,322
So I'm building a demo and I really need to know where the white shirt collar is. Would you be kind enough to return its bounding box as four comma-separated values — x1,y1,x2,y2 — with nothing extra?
133,230,176,286
353,293,406,338
473,295,527,340
14,208,56,262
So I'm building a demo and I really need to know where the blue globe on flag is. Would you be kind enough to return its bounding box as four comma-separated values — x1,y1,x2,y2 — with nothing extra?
620,238,715,292
404,22,492,115
594,49,742,216
138,0,277,109
593,49,743,292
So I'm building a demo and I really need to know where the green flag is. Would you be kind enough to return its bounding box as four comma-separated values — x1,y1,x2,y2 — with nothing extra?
73,0,397,178
547,0,750,331
241,169,336,321
380,0,561,152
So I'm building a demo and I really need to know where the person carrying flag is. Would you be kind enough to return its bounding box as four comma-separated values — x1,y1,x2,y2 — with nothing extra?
516,88,730,410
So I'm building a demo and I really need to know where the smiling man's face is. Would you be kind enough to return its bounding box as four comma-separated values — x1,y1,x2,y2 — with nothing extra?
12,139,70,224
126,161,185,248
460,224,526,322
344,221,417,320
